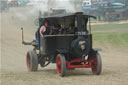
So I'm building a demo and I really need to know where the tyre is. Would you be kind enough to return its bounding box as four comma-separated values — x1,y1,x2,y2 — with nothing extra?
91,53,102,75
56,54,66,77
26,50,38,72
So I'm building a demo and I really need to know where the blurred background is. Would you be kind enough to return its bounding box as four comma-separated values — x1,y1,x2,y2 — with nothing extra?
0,0,128,21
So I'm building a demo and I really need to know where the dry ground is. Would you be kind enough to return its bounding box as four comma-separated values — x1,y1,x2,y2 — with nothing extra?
0,8,128,85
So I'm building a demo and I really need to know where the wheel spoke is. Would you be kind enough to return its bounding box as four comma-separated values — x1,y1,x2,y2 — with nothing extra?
56,54,66,77
91,53,102,75
57,56,62,74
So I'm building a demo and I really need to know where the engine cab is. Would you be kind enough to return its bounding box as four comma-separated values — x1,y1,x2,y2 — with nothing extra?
38,12,96,59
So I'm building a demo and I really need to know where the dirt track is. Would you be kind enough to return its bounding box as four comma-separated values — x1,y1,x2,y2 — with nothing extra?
1,11,128,85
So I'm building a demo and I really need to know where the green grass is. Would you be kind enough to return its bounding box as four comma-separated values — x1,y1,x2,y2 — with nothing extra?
93,32,128,45
91,23,128,49
92,23,128,31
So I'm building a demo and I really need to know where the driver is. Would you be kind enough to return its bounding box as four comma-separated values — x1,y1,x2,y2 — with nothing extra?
35,20,51,49
40,20,52,37
67,23,75,34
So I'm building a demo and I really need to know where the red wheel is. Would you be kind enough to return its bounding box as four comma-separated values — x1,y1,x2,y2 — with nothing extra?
26,50,38,72
26,53,31,71
56,54,66,77
91,53,102,75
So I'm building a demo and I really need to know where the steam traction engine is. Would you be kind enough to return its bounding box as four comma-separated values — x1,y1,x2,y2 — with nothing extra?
21,12,102,77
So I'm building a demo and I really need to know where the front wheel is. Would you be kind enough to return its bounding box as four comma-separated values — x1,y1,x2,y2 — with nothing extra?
91,53,102,75
56,54,66,77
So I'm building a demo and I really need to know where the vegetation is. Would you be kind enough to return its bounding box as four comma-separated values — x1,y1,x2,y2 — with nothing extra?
92,23,128,50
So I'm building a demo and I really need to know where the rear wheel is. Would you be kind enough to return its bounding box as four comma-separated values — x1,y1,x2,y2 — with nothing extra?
26,50,38,71
91,53,102,75
56,54,66,77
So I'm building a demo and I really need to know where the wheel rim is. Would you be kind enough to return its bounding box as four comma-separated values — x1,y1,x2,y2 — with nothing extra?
26,53,31,71
92,56,98,73
56,56,62,74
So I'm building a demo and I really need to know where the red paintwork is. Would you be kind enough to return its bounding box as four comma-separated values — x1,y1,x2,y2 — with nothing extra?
66,58,94,69
56,56,62,74
26,55,30,71
91,56,98,72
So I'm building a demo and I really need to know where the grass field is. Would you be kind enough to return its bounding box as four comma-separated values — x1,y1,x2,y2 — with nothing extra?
91,23,128,51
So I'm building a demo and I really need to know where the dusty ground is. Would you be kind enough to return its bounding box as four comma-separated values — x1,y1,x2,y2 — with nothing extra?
0,9,128,85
